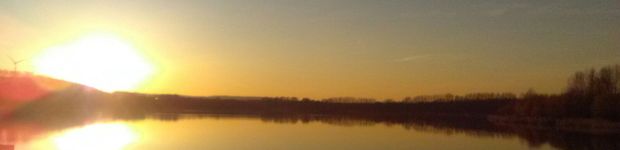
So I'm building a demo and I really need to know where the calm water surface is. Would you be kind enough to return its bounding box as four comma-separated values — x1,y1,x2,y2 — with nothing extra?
2,115,558,150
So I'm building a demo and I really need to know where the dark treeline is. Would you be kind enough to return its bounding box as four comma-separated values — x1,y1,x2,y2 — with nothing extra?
502,64,620,121
5,65,620,128
107,92,515,118
109,63,620,122
2,65,620,134
2,66,620,150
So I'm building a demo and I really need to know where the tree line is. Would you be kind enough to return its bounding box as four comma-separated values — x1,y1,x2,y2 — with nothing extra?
105,64,620,121
4,65,620,124
504,65,620,120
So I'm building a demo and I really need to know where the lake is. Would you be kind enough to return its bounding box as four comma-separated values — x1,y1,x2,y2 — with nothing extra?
0,114,581,150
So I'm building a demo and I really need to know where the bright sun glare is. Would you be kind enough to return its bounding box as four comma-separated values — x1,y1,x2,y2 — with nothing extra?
53,123,138,150
34,33,155,92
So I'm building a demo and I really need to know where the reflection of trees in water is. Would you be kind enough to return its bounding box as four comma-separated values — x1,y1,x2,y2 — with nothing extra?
3,86,620,150
209,114,620,150
256,114,514,138
259,115,379,127
2,110,620,150
0,125,37,146
502,125,620,150
0,118,90,147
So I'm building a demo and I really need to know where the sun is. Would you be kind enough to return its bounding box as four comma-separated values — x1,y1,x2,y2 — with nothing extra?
33,33,155,92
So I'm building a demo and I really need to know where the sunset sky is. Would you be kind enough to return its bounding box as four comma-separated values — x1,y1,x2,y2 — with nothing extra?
1,0,619,99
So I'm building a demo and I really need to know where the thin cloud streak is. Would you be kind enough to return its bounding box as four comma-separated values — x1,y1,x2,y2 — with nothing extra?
394,54,432,62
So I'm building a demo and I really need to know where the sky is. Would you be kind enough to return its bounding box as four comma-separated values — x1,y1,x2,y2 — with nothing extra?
0,0,619,99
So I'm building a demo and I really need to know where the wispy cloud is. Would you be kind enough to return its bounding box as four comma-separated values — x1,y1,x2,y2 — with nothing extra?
481,1,620,17
394,54,432,62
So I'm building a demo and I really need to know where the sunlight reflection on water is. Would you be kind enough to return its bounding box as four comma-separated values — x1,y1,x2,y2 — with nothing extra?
51,123,137,150
4,115,571,150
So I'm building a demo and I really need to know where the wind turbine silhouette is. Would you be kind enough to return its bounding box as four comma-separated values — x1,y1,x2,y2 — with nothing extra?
6,55,25,73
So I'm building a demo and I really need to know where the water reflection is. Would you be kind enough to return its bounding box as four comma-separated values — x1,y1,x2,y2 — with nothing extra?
0,113,619,150
151,114,620,150
52,123,137,150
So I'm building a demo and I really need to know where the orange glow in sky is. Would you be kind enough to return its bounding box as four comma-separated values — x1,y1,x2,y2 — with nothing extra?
1,0,618,99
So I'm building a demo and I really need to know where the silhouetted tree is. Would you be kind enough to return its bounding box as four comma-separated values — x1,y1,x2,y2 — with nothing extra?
511,64,620,120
